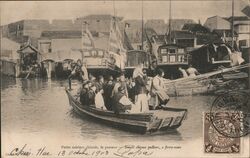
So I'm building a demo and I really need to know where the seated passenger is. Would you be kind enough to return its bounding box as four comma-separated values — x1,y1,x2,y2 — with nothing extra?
111,73,128,98
87,85,96,107
112,86,134,114
80,81,90,105
95,88,107,110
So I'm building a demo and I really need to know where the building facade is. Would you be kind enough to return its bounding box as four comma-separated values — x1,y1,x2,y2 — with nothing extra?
204,16,231,31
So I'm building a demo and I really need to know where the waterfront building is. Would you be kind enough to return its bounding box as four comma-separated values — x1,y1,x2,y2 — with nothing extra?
145,19,167,35
75,14,123,34
227,16,250,49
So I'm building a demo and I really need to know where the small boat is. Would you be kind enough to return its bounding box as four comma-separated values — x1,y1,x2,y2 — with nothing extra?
65,89,187,134
163,63,250,96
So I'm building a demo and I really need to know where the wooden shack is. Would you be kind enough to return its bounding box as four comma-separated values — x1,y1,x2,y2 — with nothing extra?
189,43,232,73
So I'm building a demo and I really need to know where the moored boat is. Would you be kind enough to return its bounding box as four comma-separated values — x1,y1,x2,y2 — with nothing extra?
163,63,250,96
65,88,187,134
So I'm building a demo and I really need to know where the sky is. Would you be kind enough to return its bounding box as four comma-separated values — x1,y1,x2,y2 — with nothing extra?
0,0,249,25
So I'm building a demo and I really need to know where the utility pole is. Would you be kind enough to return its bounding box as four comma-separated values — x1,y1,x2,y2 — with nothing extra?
231,0,234,48
141,0,144,51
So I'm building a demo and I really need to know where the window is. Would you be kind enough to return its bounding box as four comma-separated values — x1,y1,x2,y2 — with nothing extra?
40,42,52,53
91,50,97,56
161,48,167,54
169,49,176,54
178,55,184,62
84,51,91,57
162,55,168,62
178,49,184,53
98,50,104,56
239,40,247,47
239,25,249,33
169,55,176,62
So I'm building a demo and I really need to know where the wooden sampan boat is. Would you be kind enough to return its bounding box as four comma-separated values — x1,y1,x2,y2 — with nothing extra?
66,89,187,134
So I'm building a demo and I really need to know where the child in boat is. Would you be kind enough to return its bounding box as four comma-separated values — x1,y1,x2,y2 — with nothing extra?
150,68,169,109
112,86,134,114
95,87,107,110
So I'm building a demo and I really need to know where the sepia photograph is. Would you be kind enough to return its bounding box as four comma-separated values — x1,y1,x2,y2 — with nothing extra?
1,0,250,157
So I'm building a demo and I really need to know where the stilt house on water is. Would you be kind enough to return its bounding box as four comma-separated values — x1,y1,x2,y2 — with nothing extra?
17,42,42,78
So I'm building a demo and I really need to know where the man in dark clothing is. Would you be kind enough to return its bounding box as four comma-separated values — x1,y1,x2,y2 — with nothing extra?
87,85,96,107
103,76,115,110
80,81,90,106
95,75,104,92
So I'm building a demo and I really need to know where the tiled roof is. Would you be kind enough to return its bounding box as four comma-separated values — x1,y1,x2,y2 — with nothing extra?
169,19,196,30
212,30,238,37
170,30,195,39
77,14,123,21
196,33,220,45
41,30,82,39
182,23,210,33
227,16,250,22
242,5,250,17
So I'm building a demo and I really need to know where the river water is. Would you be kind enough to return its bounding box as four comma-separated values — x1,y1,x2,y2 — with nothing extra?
1,76,214,143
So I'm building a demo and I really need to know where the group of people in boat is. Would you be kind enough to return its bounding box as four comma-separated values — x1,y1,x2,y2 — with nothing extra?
69,60,170,114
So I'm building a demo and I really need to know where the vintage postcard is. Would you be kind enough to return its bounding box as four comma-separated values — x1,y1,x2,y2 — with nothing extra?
1,0,249,158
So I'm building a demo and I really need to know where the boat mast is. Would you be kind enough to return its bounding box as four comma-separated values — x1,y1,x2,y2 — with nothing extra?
141,0,144,51
231,0,234,48
168,0,172,44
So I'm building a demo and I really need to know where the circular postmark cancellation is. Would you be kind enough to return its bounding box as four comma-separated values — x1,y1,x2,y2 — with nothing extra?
204,113,240,153
210,91,250,138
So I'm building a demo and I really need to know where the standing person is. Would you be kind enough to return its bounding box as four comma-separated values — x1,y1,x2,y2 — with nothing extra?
178,67,188,78
150,69,169,109
87,85,96,107
95,88,107,110
132,63,144,102
68,59,89,89
134,68,149,113
127,78,136,102
149,60,158,77
132,63,144,79
96,75,104,91
80,81,90,106
103,76,115,110
186,64,200,77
